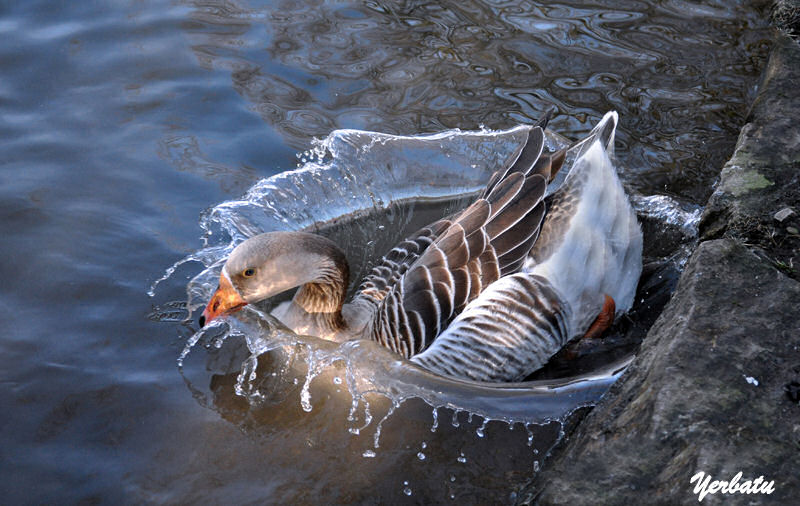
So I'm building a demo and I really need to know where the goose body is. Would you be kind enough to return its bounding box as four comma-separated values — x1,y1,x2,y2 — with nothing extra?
200,112,642,382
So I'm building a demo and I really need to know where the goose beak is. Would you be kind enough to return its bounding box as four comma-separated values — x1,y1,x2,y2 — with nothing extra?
199,274,247,327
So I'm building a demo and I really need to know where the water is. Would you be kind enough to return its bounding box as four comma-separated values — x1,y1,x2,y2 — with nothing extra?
0,0,771,503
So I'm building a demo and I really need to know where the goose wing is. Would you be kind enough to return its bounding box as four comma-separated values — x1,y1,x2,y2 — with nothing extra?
362,127,549,358
354,218,450,304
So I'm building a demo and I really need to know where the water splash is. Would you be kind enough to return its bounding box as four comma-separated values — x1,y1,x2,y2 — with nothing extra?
152,125,689,466
475,419,488,438
631,193,702,238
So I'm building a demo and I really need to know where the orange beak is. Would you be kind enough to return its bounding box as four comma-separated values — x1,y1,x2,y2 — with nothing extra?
199,273,247,327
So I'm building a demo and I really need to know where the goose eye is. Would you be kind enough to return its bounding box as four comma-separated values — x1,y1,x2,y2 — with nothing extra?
242,268,256,278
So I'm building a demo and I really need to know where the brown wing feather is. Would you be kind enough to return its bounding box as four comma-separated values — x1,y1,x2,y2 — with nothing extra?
364,126,549,357
482,123,547,198
355,218,450,304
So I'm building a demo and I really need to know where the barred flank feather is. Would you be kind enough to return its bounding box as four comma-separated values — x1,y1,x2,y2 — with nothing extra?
410,273,571,382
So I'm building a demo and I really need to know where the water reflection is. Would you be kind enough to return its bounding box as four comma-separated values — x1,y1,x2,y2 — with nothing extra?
184,0,769,202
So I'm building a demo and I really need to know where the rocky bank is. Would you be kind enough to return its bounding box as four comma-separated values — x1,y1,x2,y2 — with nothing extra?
520,28,800,506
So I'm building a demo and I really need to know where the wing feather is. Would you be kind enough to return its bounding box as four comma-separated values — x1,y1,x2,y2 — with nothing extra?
363,126,550,357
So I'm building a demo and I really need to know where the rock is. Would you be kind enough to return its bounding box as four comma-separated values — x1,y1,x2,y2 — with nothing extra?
521,239,800,505
773,206,796,223
699,35,800,279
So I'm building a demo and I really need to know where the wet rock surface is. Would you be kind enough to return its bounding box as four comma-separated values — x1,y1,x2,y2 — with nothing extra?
520,33,800,505
700,34,800,280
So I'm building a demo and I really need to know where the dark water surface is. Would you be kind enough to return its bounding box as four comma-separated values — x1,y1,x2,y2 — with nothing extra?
1,0,771,503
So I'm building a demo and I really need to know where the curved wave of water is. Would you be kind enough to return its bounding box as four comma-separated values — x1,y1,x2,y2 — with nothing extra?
153,124,690,428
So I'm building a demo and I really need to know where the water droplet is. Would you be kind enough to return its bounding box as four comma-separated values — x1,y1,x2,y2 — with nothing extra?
457,452,467,463
431,407,439,432
417,452,426,460
476,419,488,438
362,450,376,458
333,376,342,384
403,487,412,496
533,460,541,472
421,442,427,449
450,475,456,482
451,410,460,428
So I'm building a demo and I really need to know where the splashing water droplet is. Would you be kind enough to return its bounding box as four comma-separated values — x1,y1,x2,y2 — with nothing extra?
476,418,488,438
362,450,376,458
526,423,535,447
417,452,426,461
430,407,439,433
403,487,412,496
457,452,467,464
533,460,540,473
373,400,402,449
451,410,460,428
300,366,314,413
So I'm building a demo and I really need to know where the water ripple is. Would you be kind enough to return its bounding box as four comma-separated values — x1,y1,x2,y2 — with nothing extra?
182,0,769,205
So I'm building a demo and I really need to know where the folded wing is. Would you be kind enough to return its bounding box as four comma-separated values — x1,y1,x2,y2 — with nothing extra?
363,126,550,358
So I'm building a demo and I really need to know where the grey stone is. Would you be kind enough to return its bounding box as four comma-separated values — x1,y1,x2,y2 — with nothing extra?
522,239,800,505
773,207,796,222
699,35,800,279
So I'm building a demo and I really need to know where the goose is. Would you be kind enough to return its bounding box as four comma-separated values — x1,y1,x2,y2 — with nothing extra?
199,111,642,383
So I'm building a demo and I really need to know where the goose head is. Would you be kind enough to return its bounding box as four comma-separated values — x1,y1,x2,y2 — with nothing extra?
199,231,348,326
